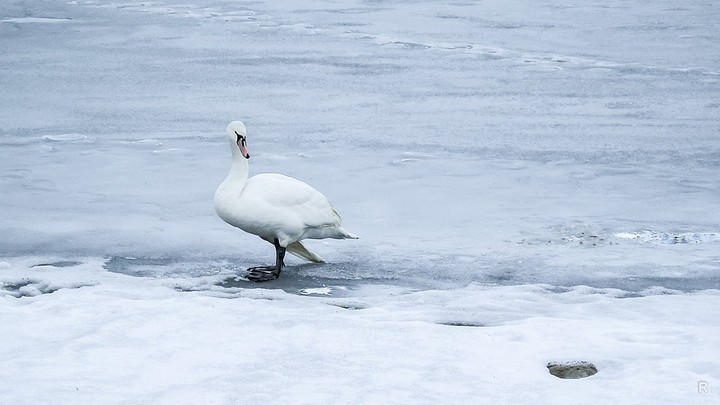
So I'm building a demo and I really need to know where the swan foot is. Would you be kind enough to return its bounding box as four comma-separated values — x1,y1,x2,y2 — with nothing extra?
245,238,286,282
246,266,281,282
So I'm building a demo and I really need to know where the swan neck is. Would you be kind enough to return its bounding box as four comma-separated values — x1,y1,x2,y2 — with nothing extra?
227,154,249,183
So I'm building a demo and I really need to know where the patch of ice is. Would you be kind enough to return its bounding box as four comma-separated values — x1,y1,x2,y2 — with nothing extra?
401,151,435,159
299,287,333,295
392,151,436,164
614,231,720,244
32,261,83,268
41,134,91,143
120,139,163,147
1,17,73,24
391,158,420,164
151,148,190,154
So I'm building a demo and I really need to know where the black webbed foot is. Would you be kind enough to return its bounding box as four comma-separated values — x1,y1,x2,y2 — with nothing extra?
244,238,286,282
246,266,280,282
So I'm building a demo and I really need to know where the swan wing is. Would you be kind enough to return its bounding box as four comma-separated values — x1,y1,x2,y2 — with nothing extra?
231,173,341,238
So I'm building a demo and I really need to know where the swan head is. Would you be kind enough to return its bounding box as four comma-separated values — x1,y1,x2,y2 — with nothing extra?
226,121,250,159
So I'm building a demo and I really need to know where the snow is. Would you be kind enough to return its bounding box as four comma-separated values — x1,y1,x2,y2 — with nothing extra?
1,259,719,403
1,0,719,403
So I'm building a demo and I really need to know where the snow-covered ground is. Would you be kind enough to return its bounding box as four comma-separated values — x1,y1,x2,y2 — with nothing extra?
1,0,719,403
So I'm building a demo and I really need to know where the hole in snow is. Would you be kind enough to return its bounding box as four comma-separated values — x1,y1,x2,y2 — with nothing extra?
32,261,82,268
439,321,487,327
547,361,598,379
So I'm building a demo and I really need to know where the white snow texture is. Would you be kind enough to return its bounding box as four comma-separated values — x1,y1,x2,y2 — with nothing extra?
1,0,719,404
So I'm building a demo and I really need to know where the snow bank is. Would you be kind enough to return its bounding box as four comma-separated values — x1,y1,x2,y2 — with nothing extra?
0,259,718,404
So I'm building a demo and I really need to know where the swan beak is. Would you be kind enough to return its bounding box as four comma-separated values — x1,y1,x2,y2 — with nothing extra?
239,142,250,159
235,132,250,159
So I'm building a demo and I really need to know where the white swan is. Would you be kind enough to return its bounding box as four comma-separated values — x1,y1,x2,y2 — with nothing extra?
214,121,359,281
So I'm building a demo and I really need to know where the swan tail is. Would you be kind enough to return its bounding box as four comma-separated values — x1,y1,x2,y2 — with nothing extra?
287,241,325,263
338,227,360,240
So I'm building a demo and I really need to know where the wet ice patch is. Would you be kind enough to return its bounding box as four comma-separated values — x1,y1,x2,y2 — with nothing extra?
104,256,230,279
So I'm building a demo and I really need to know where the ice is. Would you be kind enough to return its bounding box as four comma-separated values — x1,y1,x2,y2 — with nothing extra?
299,286,334,295
614,231,720,244
0,17,73,23
1,0,719,402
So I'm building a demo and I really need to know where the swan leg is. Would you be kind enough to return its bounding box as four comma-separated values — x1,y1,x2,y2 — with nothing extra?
247,238,286,282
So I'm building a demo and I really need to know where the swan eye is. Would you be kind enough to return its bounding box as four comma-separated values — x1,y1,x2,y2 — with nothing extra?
234,131,246,145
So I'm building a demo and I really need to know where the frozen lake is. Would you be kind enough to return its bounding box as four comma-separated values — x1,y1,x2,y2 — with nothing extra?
1,0,719,403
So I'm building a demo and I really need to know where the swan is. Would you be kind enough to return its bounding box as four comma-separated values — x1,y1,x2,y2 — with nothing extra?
214,121,359,282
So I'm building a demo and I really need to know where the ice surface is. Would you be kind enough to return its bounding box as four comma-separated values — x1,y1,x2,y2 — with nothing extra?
1,0,719,403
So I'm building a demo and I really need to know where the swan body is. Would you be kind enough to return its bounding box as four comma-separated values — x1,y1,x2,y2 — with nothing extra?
214,121,358,280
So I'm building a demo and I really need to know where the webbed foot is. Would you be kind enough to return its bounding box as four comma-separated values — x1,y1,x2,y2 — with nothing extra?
246,266,281,282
